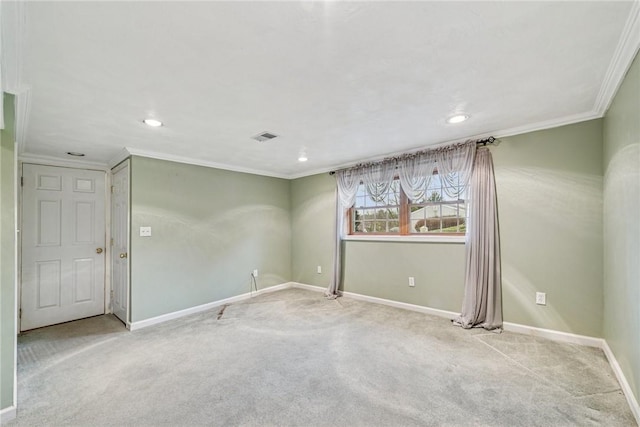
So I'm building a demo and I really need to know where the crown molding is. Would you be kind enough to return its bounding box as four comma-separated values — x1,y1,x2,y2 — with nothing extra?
107,147,132,169
594,0,640,115
19,152,110,171
490,110,602,140
288,110,602,180
123,147,291,179
13,87,31,154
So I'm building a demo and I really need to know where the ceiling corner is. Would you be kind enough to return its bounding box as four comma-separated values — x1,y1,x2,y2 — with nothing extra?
593,0,640,116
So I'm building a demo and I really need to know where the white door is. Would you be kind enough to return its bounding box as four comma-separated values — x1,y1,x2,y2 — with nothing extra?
111,160,129,324
21,164,106,331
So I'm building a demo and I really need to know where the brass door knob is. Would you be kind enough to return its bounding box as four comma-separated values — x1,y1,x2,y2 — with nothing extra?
119,253,128,258
96,248,103,254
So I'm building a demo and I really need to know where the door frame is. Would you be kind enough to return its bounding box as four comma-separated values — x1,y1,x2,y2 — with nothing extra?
110,159,131,327
17,157,112,332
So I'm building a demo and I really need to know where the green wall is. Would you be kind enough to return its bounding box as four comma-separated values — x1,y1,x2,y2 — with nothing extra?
291,119,604,337
603,51,640,402
0,93,16,411
130,156,291,322
291,174,336,288
494,120,603,336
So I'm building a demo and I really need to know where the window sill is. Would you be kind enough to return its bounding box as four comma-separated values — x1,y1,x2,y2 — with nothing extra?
344,234,466,244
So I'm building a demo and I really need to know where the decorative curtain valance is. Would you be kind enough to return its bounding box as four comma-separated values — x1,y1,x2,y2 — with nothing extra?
335,141,476,208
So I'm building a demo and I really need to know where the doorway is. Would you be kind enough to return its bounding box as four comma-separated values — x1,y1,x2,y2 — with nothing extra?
110,160,129,325
20,164,107,331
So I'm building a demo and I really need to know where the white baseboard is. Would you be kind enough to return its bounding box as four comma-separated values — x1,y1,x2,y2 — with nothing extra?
290,282,327,293
341,290,460,320
502,322,603,348
602,340,640,425
0,405,17,423
338,289,604,347
129,282,292,331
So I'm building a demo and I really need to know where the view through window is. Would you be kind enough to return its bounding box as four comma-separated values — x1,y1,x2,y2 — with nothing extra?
351,172,467,235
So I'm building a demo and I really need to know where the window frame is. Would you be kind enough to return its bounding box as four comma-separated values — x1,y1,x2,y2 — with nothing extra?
347,174,466,239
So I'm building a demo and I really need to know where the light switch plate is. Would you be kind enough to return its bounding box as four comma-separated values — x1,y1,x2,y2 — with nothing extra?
140,226,152,237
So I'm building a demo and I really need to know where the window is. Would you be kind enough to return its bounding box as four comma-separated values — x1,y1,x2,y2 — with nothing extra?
353,180,403,233
350,172,467,235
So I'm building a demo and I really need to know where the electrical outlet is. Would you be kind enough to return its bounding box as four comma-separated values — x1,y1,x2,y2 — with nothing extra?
536,292,546,305
317,265,322,274
408,277,415,287
253,269,258,277
139,226,152,237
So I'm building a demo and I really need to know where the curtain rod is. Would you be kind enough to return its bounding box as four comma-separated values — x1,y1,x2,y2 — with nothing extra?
329,136,496,175
476,136,496,146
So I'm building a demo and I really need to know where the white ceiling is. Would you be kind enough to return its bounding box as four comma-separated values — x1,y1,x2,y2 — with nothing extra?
4,1,640,178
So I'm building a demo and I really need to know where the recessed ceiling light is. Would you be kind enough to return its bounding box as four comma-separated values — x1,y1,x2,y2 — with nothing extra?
66,152,85,157
298,155,308,162
143,118,163,127
446,114,470,124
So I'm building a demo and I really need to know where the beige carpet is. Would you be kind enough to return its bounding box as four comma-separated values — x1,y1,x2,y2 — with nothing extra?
8,288,637,426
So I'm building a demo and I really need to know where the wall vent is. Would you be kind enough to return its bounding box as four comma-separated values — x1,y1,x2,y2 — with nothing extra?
252,132,279,142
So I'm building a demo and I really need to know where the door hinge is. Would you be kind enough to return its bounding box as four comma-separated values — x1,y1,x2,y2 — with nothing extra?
111,238,114,246
21,176,24,187
111,185,114,194
19,308,22,319
110,290,114,299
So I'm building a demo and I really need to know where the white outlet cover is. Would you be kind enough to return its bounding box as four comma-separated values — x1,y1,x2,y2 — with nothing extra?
317,265,322,274
536,292,546,305
253,269,258,277
408,277,415,287
140,226,152,237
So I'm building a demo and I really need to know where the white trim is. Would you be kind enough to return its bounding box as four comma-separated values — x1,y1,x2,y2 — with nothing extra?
602,340,640,425
0,406,17,423
128,283,293,331
291,282,326,293
501,321,603,348
14,88,30,155
344,234,465,244
108,148,131,169
338,290,604,347
19,153,109,171
341,291,460,320
103,170,112,315
123,147,291,180
12,136,19,416
594,0,640,115
489,111,602,140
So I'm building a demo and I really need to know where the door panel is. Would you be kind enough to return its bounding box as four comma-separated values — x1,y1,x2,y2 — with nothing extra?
111,161,129,324
21,164,106,331
36,260,61,308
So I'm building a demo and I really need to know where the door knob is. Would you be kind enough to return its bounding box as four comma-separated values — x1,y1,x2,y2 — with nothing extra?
96,248,103,254
119,253,128,258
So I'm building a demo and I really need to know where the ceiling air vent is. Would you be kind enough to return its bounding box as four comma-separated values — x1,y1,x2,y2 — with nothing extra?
252,131,279,142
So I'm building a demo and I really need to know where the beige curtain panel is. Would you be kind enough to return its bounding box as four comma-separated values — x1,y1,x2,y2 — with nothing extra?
454,147,503,330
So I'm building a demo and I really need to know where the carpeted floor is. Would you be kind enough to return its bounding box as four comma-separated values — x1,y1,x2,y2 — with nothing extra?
8,288,637,426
